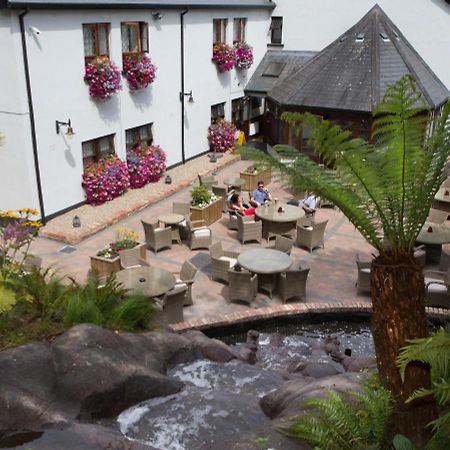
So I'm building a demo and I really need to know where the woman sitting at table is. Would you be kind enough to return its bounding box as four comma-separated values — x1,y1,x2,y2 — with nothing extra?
229,193,256,216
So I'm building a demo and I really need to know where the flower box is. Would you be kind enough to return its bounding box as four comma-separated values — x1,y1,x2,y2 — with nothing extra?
240,168,272,191
190,198,223,226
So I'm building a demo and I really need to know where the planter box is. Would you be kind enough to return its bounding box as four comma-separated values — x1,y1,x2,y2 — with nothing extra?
240,168,272,191
90,243,146,277
190,198,223,226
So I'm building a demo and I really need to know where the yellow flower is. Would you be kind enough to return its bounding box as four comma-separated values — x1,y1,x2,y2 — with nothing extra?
115,226,138,243
0,210,19,219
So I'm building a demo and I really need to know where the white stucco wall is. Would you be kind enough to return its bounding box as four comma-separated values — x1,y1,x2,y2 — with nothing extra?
0,7,271,217
272,0,450,90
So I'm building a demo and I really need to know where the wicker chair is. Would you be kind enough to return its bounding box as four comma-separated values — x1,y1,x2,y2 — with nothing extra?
423,269,450,308
212,185,231,213
119,246,150,269
209,241,240,283
356,254,371,295
236,214,262,244
228,210,239,230
141,220,172,253
296,220,328,252
279,268,310,303
267,235,294,255
172,260,198,306
173,202,191,240
198,173,218,190
227,268,258,305
186,219,212,250
161,284,188,324
427,208,448,224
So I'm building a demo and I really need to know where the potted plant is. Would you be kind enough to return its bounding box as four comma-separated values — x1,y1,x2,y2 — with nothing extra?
84,57,122,99
207,119,237,154
190,185,222,225
240,163,272,191
212,42,235,72
90,227,145,277
126,145,167,189
233,41,254,70
122,54,157,90
82,155,130,205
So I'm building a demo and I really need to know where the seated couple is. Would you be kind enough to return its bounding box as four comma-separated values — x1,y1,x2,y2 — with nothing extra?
229,193,256,216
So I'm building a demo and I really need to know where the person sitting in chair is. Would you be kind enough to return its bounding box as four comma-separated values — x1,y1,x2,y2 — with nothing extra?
230,193,256,216
299,192,317,216
250,181,272,207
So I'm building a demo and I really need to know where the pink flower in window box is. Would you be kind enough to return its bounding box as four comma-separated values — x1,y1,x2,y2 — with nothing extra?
212,42,235,72
233,41,254,70
127,145,167,188
84,57,122,99
207,119,237,153
122,54,157,90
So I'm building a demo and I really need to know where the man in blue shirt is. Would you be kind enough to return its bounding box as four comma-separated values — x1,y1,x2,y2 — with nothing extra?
250,181,272,207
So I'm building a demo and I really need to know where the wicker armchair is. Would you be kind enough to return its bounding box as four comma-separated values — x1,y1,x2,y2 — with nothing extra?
172,202,191,239
161,284,188,324
279,268,310,303
198,173,218,190
141,220,172,253
227,268,258,305
119,246,150,269
212,185,231,213
296,220,328,252
236,214,262,244
186,219,212,250
356,254,371,295
267,235,294,255
423,269,450,308
209,241,240,283
228,210,239,230
427,208,448,224
172,260,198,306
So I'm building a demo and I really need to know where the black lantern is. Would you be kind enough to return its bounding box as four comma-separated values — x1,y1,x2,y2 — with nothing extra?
165,175,172,184
72,215,81,228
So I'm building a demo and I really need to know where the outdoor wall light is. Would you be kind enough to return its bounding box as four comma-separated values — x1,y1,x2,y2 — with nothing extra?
72,215,81,228
180,90,194,103
56,119,75,136
152,12,164,20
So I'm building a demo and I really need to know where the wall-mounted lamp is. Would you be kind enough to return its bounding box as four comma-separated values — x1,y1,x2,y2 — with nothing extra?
56,119,75,136
180,90,194,103
152,12,164,20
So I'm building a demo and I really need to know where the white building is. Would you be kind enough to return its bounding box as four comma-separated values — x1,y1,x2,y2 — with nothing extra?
1,0,449,221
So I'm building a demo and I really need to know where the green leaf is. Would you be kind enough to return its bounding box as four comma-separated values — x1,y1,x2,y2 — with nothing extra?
0,284,17,313
392,434,418,450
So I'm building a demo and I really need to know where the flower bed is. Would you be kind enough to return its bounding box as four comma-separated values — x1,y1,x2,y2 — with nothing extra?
84,58,122,99
233,42,254,70
122,54,157,90
82,156,130,205
207,119,237,153
126,145,167,189
212,42,235,72
190,185,221,225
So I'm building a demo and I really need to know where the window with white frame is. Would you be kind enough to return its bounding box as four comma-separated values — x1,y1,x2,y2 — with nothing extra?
270,17,283,44
125,123,154,151
82,134,115,165
211,102,226,124
121,22,149,54
213,19,227,44
233,18,247,43
82,23,110,62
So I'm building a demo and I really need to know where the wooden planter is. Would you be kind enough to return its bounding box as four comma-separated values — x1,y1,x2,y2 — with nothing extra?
190,198,223,226
240,168,272,191
90,243,146,277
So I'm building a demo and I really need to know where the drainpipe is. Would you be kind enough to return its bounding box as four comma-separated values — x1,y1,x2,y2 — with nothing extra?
19,9,46,224
180,9,189,164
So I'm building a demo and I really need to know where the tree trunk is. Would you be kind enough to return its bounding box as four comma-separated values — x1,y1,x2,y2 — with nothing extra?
371,252,438,446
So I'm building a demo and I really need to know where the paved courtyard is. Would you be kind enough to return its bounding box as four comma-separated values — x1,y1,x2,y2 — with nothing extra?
30,158,375,326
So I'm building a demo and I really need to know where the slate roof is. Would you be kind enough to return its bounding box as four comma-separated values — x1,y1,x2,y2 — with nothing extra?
0,0,275,9
268,4,449,112
245,50,317,96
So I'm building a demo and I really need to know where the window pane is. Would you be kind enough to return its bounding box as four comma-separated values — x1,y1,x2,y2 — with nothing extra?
82,141,95,159
140,23,149,52
271,17,283,44
99,136,114,155
233,19,240,42
98,24,108,55
121,24,129,52
213,19,220,43
129,25,139,52
221,19,227,42
83,25,95,57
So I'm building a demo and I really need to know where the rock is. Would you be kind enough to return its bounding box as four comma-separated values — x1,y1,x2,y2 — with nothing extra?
342,356,377,372
300,362,343,378
323,335,341,354
181,330,237,363
260,372,366,420
238,329,259,364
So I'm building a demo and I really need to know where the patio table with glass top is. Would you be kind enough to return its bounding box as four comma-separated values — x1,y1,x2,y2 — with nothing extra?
116,266,176,298
223,177,246,192
255,203,305,240
158,213,184,244
416,222,450,264
238,248,292,297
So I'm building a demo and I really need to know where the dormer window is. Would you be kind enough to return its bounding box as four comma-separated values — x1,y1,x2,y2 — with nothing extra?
380,32,390,42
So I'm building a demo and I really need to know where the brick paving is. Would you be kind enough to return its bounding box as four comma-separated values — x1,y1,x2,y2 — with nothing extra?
30,157,449,328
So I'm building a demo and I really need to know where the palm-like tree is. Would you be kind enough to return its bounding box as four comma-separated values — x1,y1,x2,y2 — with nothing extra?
241,76,450,445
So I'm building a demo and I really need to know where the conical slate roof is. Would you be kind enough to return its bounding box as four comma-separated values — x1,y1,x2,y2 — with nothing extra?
268,4,449,112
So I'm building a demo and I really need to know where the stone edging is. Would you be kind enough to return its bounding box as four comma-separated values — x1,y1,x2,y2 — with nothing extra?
39,154,240,245
169,302,450,331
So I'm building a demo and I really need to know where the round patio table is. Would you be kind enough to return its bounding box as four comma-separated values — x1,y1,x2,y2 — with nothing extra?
416,223,450,264
238,248,292,298
223,177,246,192
116,266,176,298
158,213,184,244
255,204,305,240
433,187,450,214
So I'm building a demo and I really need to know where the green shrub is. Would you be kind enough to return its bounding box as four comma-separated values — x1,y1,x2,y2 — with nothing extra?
108,295,155,331
190,185,216,208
